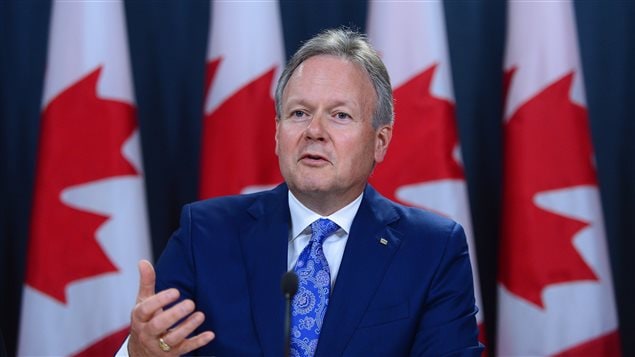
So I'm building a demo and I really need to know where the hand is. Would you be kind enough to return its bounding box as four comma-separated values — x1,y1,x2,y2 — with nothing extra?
128,260,215,356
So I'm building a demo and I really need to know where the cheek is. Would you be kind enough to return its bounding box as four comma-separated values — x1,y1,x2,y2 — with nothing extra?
343,135,376,169
275,132,295,160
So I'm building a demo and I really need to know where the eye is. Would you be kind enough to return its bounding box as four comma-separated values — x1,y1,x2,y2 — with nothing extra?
335,112,351,121
292,110,306,119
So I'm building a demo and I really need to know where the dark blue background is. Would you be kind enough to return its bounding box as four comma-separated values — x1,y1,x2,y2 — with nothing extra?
1,1,633,355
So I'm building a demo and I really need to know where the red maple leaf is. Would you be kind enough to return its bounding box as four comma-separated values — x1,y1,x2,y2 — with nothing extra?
499,71,599,308
199,58,282,198
26,67,138,303
370,65,464,205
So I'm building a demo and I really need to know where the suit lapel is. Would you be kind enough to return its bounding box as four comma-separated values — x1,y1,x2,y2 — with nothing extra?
317,185,402,356
239,184,290,356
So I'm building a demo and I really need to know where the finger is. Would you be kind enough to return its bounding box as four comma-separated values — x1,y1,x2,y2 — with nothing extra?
176,331,215,355
133,288,180,322
146,299,195,336
137,260,156,302
162,311,206,347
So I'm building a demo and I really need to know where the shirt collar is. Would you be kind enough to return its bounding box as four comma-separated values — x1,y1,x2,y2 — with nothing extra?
288,190,363,241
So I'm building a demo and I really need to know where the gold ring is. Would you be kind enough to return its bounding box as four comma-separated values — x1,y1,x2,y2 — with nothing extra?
158,337,171,352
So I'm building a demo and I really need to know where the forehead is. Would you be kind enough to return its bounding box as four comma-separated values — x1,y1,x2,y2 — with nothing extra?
283,55,376,109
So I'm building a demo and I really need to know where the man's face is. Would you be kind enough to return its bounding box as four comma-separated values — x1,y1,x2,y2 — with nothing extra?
275,55,392,211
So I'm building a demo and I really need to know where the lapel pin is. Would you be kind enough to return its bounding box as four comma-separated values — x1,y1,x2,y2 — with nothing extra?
379,237,388,246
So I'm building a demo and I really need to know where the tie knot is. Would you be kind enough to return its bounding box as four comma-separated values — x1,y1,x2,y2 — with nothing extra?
310,218,339,245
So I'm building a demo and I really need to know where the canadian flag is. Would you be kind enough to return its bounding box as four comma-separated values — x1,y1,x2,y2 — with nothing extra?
199,1,285,198
367,0,485,341
498,1,621,355
18,2,151,356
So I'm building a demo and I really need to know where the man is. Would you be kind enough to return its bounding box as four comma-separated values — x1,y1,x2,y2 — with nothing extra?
124,28,483,356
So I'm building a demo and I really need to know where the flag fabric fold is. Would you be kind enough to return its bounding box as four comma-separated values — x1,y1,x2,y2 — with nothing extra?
18,2,152,355
498,1,620,355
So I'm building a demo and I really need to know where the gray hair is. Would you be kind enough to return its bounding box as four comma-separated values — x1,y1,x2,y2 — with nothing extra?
274,28,394,129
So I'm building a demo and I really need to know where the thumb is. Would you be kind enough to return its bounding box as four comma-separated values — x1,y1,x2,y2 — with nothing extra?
136,259,156,302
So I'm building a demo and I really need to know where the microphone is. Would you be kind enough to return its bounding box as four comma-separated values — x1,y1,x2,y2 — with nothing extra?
281,271,298,357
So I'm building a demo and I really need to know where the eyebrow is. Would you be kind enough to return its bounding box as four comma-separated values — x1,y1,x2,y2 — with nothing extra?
283,97,359,111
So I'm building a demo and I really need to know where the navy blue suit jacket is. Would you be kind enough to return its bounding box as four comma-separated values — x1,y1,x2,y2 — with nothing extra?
155,183,483,356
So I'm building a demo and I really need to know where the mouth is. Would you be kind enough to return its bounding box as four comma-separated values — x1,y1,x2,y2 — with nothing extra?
299,153,330,165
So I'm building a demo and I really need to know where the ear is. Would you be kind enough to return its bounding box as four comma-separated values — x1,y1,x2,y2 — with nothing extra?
275,118,281,156
374,125,393,163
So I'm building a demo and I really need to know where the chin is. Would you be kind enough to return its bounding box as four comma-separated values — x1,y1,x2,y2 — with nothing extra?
295,183,330,194
290,178,333,195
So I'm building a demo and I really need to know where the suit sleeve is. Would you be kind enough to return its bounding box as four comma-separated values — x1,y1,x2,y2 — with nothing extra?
410,222,484,356
154,204,196,302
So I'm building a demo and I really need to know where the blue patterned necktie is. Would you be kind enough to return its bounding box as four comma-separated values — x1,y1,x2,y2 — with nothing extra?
290,218,339,357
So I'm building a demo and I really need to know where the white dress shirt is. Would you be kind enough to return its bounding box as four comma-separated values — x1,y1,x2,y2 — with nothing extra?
287,190,363,289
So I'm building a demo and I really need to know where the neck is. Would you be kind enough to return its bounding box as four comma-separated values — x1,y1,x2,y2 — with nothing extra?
290,187,364,216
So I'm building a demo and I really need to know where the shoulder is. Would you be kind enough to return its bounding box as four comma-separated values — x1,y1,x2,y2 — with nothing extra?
364,185,466,259
183,183,288,223
366,185,462,238
393,202,462,238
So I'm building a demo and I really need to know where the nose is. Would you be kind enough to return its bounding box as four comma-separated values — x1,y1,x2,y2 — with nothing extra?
304,113,327,141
